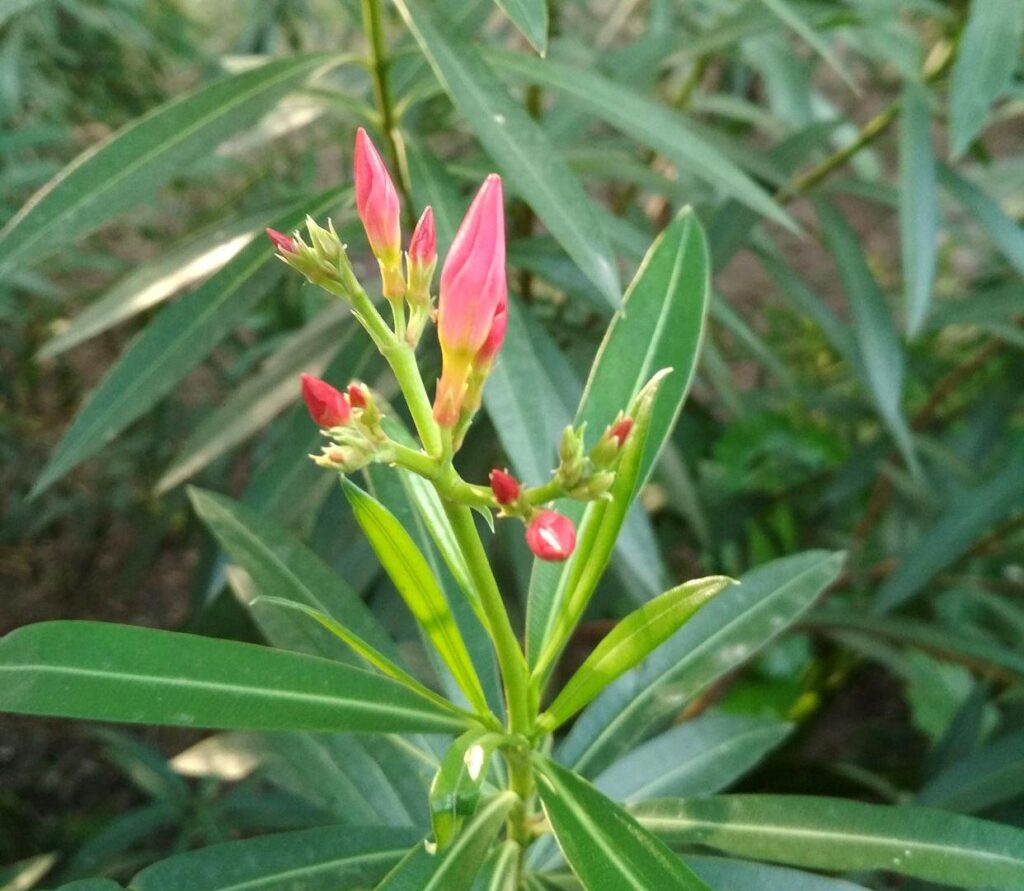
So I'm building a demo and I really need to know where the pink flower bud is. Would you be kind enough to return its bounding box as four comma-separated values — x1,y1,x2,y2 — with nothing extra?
301,373,350,427
347,383,367,409
266,228,296,254
526,510,576,562
433,175,507,426
609,417,633,446
489,468,520,505
354,128,401,264
409,207,436,266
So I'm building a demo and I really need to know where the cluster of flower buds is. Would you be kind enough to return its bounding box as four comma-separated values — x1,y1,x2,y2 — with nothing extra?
433,174,508,441
555,414,635,501
488,469,577,563
267,217,354,293
301,374,385,474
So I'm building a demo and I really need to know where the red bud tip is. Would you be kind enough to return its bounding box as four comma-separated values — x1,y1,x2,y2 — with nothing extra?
354,128,402,261
409,207,437,265
609,417,634,446
526,510,576,562
301,373,351,427
489,468,520,505
266,228,296,254
347,384,367,409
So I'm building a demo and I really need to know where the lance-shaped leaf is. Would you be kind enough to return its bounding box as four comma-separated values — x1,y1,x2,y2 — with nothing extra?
527,209,710,666
130,825,418,890
189,487,398,663
539,576,733,732
474,841,521,891
558,551,844,777
31,186,349,498
636,795,1024,889
899,80,938,337
0,621,470,734
534,756,710,890
429,728,503,849
377,792,517,890
344,479,490,717
939,164,1024,277
0,53,340,272
392,0,620,305
494,0,548,55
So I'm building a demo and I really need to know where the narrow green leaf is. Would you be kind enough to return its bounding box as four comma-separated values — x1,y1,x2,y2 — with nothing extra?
473,841,521,891
0,621,469,734
540,576,733,732
685,855,870,890
31,186,348,498
493,0,548,55
817,201,917,474
429,729,503,849
758,0,857,90
157,306,351,493
344,480,490,716
37,208,280,360
637,795,1024,889
0,54,339,272
874,446,1024,612
939,164,1024,276
0,853,55,891
595,714,793,804
534,755,711,890
189,486,398,663
558,551,844,777
130,825,418,890
948,0,1024,157
919,729,1024,814
377,793,517,890
54,882,123,891
527,209,711,666
488,50,795,232
393,0,620,304
899,80,938,337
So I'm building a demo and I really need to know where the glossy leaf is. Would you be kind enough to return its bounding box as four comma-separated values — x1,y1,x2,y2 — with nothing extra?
540,576,733,732
637,795,1024,888
488,50,794,231
534,755,710,890
948,0,1024,157
685,855,870,890
393,0,620,304
429,728,502,849
558,551,844,777
595,714,793,804
817,201,917,473
0,54,338,272
344,479,490,716
377,793,517,890
473,841,520,891
899,80,938,337
31,186,348,498
874,445,1024,612
0,621,469,734
919,728,1024,814
54,883,124,891
527,209,710,666
189,487,398,663
0,854,56,891
157,305,351,493
130,825,418,890
493,0,548,55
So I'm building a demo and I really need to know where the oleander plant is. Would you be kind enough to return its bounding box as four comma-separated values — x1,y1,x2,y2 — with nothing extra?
2,1,1024,889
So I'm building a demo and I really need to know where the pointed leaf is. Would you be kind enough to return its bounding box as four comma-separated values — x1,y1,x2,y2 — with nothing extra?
494,0,548,55
534,755,710,890
637,795,1024,889
939,164,1024,276
31,187,348,497
0,621,469,734
540,576,733,732
0,54,340,272
393,0,620,304
899,80,938,337
130,825,418,890
344,480,490,716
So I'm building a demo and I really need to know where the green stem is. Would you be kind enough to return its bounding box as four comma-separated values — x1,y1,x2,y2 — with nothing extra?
443,503,532,738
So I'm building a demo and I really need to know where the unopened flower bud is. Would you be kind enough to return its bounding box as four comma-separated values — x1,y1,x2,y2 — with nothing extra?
305,216,344,268
591,414,634,468
557,425,587,487
407,207,437,307
266,228,296,254
354,128,404,300
489,469,520,505
526,510,576,562
301,373,351,428
347,383,368,409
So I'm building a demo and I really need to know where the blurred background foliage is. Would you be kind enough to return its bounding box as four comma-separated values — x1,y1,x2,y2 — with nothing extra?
1,0,1022,886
